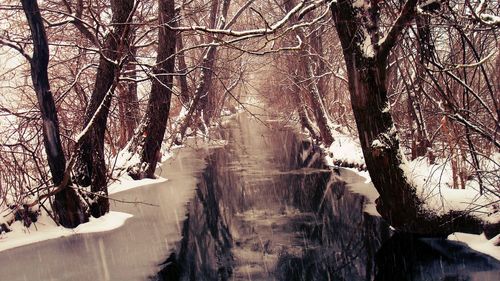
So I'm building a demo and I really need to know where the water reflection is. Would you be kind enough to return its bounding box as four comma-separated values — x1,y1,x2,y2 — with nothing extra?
375,233,500,281
156,114,500,281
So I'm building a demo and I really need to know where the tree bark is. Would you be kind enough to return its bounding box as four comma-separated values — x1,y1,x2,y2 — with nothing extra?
72,0,135,217
175,45,217,142
330,0,484,235
118,47,139,148
305,60,335,146
174,9,190,106
291,73,320,140
195,0,232,125
127,0,176,179
21,0,87,227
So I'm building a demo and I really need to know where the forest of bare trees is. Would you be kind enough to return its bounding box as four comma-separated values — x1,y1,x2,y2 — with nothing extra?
0,0,498,239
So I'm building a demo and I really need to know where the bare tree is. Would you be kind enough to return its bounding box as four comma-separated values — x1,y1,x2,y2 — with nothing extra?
21,0,87,227
72,0,135,217
127,0,177,179
329,0,498,235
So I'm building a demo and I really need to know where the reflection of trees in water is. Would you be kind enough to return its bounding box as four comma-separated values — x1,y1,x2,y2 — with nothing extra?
156,115,389,280
156,116,500,281
174,152,236,281
375,233,500,281
272,164,390,281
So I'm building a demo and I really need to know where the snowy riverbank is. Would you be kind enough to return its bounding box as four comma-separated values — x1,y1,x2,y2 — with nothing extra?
0,156,170,253
0,211,132,252
315,129,499,261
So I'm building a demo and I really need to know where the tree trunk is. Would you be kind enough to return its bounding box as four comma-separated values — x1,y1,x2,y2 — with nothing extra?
305,60,335,146
330,0,484,235
174,10,190,106
412,16,433,160
72,0,135,217
176,46,217,142
284,0,334,146
291,74,320,140
21,0,87,227
195,0,232,126
127,0,176,179
118,50,139,148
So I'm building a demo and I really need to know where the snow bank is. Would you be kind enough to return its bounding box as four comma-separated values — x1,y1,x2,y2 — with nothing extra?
401,156,499,224
448,232,500,261
0,152,174,253
344,171,380,217
323,131,365,167
320,129,498,225
108,174,168,195
0,211,132,252
317,128,499,259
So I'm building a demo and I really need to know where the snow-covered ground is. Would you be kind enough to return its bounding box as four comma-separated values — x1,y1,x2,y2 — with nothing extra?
318,129,500,261
401,154,500,224
0,149,173,253
323,130,365,167
108,175,168,195
449,232,500,260
0,211,132,252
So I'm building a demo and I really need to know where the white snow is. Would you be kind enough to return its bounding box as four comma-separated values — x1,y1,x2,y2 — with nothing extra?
360,27,375,58
320,132,378,216
400,156,500,223
448,232,500,260
344,170,380,217
371,139,385,149
320,127,499,245
320,125,498,225
0,211,132,252
323,131,365,167
352,0,370,9
108,175,168,195
480,13,500,25
0,149,175,253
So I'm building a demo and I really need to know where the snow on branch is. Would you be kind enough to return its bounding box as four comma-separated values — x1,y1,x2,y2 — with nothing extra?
0,38,32,62
167,0,309,37
378,0,419,59
467,0,500,27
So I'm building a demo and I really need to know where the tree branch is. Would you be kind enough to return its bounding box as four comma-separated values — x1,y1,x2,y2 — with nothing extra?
378,0,419,60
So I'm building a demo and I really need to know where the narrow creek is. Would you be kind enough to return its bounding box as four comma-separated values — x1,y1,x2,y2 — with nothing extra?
155,113,500,281
0,114,498,281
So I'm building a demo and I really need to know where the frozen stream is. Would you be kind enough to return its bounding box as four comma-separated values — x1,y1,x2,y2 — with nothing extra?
0,113,499,281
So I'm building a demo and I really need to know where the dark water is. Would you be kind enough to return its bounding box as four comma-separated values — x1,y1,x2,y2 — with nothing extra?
156,114,500,281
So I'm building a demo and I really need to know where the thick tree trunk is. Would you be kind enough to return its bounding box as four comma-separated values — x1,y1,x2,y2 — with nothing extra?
345,56,422,228
127,0,176,179
330,0,485,235
72,0,134,217
21,0,87,227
